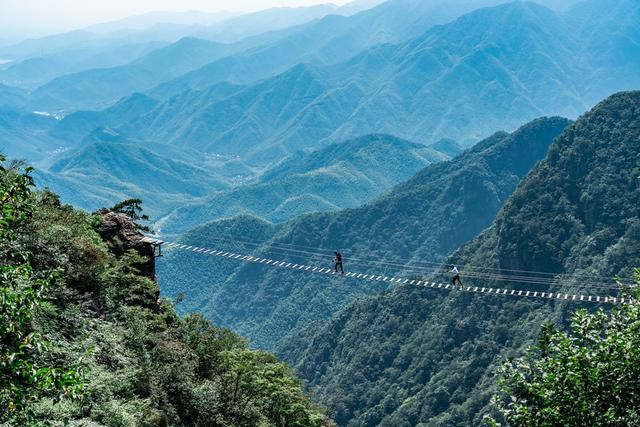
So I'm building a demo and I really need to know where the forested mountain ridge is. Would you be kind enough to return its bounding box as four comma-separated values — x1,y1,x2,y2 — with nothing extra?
120,0,639,167
148,0,505,101
158,134,457,235
159,215,280,317
0,161,330,425
279,91,640,426
158,116,570,349
33,130,230,217
9,0,637,233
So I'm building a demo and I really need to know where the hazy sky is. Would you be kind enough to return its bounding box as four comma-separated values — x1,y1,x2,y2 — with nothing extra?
0,0,351,41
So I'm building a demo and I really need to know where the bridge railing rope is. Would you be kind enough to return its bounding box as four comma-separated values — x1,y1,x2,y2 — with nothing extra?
152,239,635,305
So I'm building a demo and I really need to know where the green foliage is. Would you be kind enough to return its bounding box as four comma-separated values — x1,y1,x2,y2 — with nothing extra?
0,157,34,248
0,155,84,424
1,154,329,425
111,198,150,232
492,269,640,426
0,263,85,424
209,349,328,426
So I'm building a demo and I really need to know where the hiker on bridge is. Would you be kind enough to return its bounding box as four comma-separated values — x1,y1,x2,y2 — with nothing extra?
334,251,344,275
450,264,463,288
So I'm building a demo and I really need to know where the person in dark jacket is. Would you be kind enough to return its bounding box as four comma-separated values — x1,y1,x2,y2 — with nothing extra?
334,251,344,274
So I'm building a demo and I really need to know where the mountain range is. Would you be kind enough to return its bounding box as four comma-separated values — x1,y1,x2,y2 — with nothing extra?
16,0,508,113
278,91,640,426
157,134,458,235
156,115,570,348
31,130,456,226
0,2,365,65
3,0,635,229
3,1,639,424
32,128,230,215
105,0,640,169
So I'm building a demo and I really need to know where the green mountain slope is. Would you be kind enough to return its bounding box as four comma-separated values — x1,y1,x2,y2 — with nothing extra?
279,91,640,426
157,116,570,349
159,215,280,316
1,160,328,425
0,107,63,161
158,134,455,235
34,128,229,216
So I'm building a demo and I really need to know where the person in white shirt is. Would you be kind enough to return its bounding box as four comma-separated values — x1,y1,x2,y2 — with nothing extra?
449,264,463,287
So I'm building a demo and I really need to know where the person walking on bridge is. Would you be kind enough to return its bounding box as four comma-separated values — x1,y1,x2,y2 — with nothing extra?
450,264,463,288
334,251,344,275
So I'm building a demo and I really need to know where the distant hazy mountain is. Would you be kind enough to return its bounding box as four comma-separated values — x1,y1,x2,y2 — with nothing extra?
193,4,341,43
0,30,111,62
0,40,166,90
148,0,507,101
157,116,570,348
0,107,62,161
278,91,640,426
85,11,237,33
337,0,387,14
0,4,340,65
157,134,457,235
26,37,243,112
126,0,639,168
8,5,349,110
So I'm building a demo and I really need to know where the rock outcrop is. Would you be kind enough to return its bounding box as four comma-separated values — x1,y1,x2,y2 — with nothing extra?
94,208,156,280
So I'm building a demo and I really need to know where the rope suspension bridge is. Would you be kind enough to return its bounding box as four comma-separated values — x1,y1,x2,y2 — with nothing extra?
146,237,637,306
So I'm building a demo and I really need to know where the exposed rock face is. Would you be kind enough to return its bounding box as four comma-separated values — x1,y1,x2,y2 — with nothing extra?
94,208,156,280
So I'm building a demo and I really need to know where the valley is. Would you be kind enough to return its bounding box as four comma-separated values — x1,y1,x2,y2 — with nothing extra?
2,0,639,425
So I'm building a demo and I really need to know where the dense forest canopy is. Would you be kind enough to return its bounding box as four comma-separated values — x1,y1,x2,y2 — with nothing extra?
279,91,640,426
0,157,330,426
